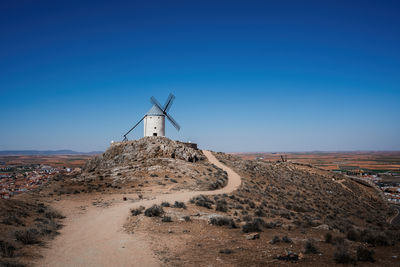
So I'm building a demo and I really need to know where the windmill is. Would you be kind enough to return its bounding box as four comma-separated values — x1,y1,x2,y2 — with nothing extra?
123,93,180,141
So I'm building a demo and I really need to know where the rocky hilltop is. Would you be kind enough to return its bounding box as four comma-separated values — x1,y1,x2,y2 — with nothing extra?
78,137,226,192
84,137,205,172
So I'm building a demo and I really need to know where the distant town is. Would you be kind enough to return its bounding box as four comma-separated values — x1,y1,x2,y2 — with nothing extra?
0,163,81,199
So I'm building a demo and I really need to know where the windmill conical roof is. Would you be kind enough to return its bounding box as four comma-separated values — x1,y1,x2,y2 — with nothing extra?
146,105,165,116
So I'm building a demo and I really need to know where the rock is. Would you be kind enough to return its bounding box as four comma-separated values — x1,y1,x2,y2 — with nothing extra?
313,224,330,230
246,233,260,240
83,137,205,173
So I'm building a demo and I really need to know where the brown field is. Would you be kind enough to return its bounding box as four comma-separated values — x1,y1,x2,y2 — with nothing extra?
0,155,94,169
233,151,400,172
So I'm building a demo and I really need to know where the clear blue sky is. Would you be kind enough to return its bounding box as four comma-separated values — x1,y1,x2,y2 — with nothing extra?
1,0,399,152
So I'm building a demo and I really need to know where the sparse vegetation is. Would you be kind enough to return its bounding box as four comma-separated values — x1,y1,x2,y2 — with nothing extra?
131,206,145,216
44,209,65,220
282,236,292,243
172,201,186,209
357,246,375,262
242,220,262,233
216,200,228,212
0,240,16,258
325,232,333,243
161,202,170,207
14,228,40,245
209,216,237,228
144,205,164,217
334,243,356,264
270,236,280,244
304,239,319,254
162,216,172,222
190,195,214,209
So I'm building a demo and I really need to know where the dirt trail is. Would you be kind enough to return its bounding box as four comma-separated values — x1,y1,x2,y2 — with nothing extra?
35,150,241,267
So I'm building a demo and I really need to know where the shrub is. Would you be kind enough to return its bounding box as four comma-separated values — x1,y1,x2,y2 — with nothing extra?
190,195,214,209
130,206,145,216
254,208,266,217
15,228,40,245
209,216,237,228
304,239,319,254
332,236,345,245
0,240,16,257
282,236,293,243
144,205,164,217
270,236,280,244
0,259,25,267
44,210,65,220
161,202,170,207
183,216,191,222
334,243,356,264
242,220,262,233
357,246,375,262
346,228,360,241
325,232,332,243
36,218,62,236
162,216,172,223
2,215,24,226
363,231,391,246
172,201,187,209
216,200,228,212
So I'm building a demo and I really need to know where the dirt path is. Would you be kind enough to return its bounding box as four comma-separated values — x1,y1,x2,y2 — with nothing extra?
35,150,241,267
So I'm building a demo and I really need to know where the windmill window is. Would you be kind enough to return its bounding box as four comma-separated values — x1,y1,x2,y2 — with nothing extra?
154,127,157,129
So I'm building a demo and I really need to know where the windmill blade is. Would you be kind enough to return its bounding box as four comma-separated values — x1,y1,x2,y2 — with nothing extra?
163,93,175,113
123,116,145,140
166,113,181,131
150,96,164,111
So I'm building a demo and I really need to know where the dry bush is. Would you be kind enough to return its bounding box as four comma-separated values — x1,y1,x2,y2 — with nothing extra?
161,202,170,207
130,206,145,216
242,220,262,233
270,236,280,244
190,195,214,209
172,201,186,209
325,232,333,243
162,216,172,223
216,200,228,212
14,228,40,245
2,215,24,226
304,239,319,254
0,240,16,258
144,205,164,217
209,216,237,228
282,236,293,243
44,210,65,220
357,246,375,262
334,243,356,264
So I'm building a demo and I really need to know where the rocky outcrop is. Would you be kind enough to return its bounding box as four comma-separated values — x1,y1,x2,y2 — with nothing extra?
83,137,205,173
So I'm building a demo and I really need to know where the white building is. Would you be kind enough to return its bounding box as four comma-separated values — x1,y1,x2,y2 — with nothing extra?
144,105,165,137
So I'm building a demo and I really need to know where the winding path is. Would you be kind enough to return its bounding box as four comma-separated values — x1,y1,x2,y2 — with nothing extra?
35,150,241,267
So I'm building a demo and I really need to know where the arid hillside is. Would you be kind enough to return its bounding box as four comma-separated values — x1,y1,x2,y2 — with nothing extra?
132,152,400,266
1,139,400,266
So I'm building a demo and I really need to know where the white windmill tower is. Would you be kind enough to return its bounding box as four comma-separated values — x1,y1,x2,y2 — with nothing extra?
123,93,180,141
